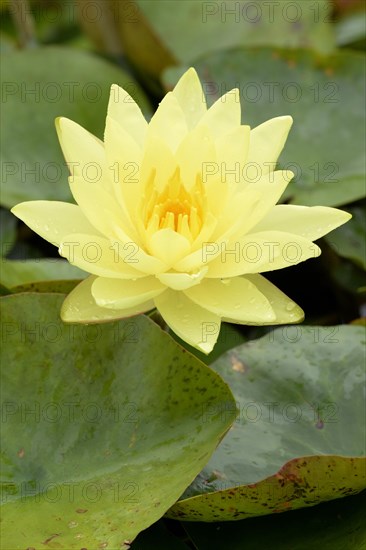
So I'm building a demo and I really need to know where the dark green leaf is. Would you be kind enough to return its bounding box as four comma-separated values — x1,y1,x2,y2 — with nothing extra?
0,293,237,547
167,326,366,520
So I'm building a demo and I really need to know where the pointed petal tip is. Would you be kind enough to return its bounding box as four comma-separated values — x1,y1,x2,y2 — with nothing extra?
197,341,215,355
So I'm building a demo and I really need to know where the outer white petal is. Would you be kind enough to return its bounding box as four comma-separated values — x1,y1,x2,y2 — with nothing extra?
185,277,275,323
61,276,154,323
246,116,293,176
148,92,188,152
107,84,148,146
59,233,144,279
156,268,208,290
172,67,207,128
227,274,304,325
197,89,241,138
206,231,321,278
55,117,105,181
91,276,165,309
11,201,102,247
154,289,221,354
251,205,352,241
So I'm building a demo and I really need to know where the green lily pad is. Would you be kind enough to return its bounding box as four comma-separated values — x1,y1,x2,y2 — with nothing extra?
164,47,365,207
325,205,366,270
0,46,151,208
131,519,192,549
183,490,366,550
167,325,366,521
0,258,87,288
10,279,82,295
136,0,335,65
0,293,237,548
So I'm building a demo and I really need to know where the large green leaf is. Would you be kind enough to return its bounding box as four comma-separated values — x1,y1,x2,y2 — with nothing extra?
0,293,237,547
137,0,335,63
183,491,366,550
1,46,151,208
0,258,86,288
164,48,365,207
167,326,366,521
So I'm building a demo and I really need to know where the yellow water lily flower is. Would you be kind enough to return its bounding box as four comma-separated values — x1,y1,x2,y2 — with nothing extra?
12,68,351,353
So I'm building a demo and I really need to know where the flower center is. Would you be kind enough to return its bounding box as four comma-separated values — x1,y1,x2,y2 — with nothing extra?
143,168,205,242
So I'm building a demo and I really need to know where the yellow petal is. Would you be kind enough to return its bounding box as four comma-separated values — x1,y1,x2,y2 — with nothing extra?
148,92,188,152
112,232,169,275
55,117,106,183
140,132,177,193
147,229,191,267
91,276,165,309
156,268,208,290
191,212,217,252
154,289,221,354
207,231,321,278
69,177,140,244
104,115,142,215
233,274,304,325
214,125,251,187
107,84,148,146
185,277,275,323
198,89,241,138
221,170,293,242
59,233,144,279
174,241,221,272
246,116,293,176
252,205,352,241
172,67,207,128
11,201,101,247
61,276,154,323
209,189,260,243
176,124,216,191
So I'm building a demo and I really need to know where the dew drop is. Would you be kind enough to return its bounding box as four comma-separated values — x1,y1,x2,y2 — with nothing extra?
286,302,296,312
44,224,50,231
221,279,231,285
68,521,78,528
234,304,241,309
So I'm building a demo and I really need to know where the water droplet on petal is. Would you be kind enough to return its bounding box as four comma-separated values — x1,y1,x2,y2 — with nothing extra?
234,304,241,310
286,302,296,312
44,224,50,231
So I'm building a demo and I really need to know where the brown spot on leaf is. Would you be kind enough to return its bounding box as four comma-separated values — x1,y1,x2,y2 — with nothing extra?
76,508,88,514
42,533,60,545
17,448,25,458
